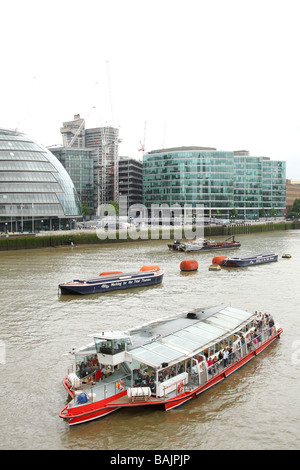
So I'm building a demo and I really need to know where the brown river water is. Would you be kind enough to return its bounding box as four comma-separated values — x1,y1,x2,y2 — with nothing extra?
0,230,299,450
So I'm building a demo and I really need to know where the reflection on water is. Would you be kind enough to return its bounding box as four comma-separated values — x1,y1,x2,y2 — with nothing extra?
0,231,300,450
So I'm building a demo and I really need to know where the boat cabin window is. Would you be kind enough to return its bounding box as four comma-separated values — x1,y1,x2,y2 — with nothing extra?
94,337,130,355
75,353,100,379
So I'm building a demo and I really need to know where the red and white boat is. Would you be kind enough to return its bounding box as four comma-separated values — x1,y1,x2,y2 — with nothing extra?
59,304,282,425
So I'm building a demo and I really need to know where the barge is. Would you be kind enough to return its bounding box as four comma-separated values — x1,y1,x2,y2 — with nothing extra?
212,253,278,267
59,266,164,295
168,236,241,252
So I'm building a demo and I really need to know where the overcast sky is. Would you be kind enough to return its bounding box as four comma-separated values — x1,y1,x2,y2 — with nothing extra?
1,0,299,178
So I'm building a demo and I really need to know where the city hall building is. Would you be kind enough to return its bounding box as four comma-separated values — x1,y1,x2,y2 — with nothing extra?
143,147,286,220
0,128,81,232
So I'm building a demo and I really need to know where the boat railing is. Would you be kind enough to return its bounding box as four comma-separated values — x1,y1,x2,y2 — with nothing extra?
207,323,277,377
103,373,131,399
73,369,99,389
245,322,276,352
70,372,132,404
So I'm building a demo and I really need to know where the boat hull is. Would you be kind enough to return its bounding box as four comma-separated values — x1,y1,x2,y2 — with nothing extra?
59,270,164,295
183,242,241,252
60,327,282,425
222,254,278,267
168,236,241,252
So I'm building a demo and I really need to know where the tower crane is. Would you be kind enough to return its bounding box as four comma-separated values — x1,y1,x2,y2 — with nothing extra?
139,121,147,152
105,60,119,202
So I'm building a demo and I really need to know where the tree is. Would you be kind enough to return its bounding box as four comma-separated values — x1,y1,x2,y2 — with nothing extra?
292,198,300,213
288,198,300,218
81,204,93,219
259,208,266,218
229,208,238,219
270,208,278,218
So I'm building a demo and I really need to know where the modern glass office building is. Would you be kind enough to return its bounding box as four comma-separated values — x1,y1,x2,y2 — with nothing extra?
143,147,286,219
234,151,263,219
49,146,94,214
0,128,81,232
261,158,286,216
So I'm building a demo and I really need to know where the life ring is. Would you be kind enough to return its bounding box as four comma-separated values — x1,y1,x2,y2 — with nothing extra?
117,380,124,391
177,382,184,393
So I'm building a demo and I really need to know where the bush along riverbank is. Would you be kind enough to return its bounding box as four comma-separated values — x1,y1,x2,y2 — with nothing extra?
0,221,299,251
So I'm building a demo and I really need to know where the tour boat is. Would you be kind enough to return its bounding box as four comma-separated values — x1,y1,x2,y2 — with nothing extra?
168,236,241,252
59,304,282,425
212,253,278,268
58,266,164,295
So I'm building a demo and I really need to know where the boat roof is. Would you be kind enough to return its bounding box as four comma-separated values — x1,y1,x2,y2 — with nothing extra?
93,304,255,368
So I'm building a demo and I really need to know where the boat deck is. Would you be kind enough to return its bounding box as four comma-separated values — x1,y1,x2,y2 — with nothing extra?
69,370,182,409
62,313,282,424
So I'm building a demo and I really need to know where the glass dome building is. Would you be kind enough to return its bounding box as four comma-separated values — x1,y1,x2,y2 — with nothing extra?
0,127,81,232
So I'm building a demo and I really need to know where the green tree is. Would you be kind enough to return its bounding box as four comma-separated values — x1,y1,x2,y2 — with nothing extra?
81,204,93,219
229,208,238,219
292,198,300,213
270,208,278,218
288,198,300,218
259,208,266,218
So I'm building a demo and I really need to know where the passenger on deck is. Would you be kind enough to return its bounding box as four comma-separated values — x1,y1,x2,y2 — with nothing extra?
227,345,233,363
218,350,224,367
223,348,229,367
143,373,150,385
207,357,214,374
247,332,253,350
254,328,261,343
135,369,143,386
268,317,275,336
256,312,263,329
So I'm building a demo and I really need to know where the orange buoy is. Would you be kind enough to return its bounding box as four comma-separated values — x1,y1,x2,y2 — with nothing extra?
100,271,123,276
180,259,198,271
212,256,228,266
140,265,160,271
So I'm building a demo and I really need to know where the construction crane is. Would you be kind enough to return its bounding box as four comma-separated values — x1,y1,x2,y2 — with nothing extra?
139,121,147,152
105,60,119,202
67,106,96,147
106,61,115,128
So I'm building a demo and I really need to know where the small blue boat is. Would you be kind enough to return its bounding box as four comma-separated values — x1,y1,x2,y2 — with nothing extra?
59,266,164,295
212,253,278,268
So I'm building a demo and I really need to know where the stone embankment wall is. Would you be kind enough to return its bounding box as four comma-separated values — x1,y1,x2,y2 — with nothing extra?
0,222,299,251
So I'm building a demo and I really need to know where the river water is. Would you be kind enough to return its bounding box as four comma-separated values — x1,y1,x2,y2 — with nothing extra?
0,230,299,450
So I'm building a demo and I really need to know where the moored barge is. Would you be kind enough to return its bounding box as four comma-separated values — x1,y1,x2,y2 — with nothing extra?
212,253,278,267
168,236,241,252
59,304,282,425
59,266,164,295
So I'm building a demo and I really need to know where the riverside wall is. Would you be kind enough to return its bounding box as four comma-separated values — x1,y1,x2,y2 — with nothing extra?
0,221,299,251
